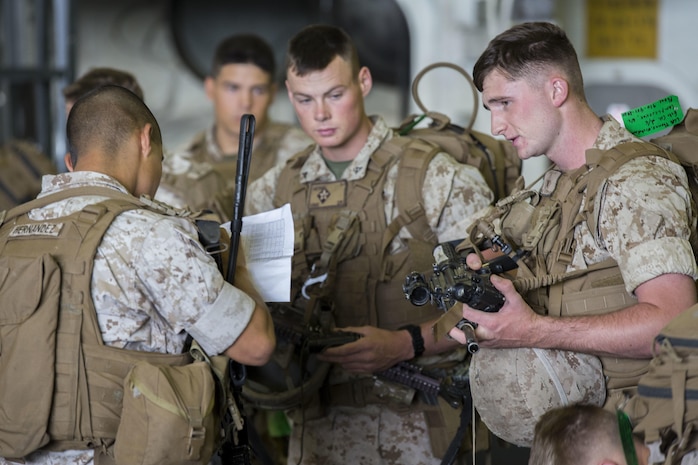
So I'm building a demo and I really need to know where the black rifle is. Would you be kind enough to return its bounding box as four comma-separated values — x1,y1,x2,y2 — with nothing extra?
219,114,255,465
269,307,467,408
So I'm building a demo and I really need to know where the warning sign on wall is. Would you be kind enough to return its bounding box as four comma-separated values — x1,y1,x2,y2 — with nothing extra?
586,0,658,58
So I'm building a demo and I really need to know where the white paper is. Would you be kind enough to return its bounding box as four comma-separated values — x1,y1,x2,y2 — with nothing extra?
224,203,294,302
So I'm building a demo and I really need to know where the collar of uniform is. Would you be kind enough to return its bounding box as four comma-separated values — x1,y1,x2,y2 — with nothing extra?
592,114,641,151
39,171,131,197
301,115,392,184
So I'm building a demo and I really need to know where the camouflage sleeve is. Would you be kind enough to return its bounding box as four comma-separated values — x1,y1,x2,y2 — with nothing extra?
136,215,256,355
597,156,698,293
245,162,284,215
275,126,313,166
423,152,495,243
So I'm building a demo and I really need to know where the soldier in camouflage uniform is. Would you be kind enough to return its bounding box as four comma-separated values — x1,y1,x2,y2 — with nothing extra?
0,68,144,214
445,22,698,463
158,33,311,222
0,85,275,465
246,24,494,465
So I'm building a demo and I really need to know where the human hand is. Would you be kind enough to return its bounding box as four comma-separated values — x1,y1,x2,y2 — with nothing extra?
448,274,540,348
316,325,412,373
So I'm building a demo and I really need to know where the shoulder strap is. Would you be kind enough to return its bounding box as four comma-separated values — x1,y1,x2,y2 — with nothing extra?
272,145,314,210
584,141,678,241
3,186,145,224
385,136,441,248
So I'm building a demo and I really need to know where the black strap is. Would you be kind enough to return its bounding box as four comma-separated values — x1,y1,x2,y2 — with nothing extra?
440,383,473,465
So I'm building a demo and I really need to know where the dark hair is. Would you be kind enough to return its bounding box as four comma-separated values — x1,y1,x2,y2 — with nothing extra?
67,85,161,167
286,24,359,78
472,22,584,98
62,67,144,103
211,34,276,80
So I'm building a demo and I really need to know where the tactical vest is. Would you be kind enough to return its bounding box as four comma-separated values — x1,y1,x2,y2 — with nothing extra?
0,186,192,458
273,137,446,330
158,161,230,221
187,122,292,186
273,137,473,458
498,141,690,393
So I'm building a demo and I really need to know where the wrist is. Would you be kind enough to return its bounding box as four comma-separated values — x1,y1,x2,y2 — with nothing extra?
399,324,425,358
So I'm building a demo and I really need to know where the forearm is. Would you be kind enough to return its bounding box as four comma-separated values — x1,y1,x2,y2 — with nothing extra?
420,318,463,357
531,303,666,359
223,303,275,365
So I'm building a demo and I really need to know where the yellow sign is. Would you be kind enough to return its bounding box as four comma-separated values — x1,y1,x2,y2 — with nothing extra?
586,0,658,58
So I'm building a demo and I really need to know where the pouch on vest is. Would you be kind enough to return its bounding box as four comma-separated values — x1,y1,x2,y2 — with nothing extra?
626,303,698,462
114,360,219,465
0,253,59,458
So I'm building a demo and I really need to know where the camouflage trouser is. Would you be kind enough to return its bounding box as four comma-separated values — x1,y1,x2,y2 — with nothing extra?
0,449,93,464
286,404,441,465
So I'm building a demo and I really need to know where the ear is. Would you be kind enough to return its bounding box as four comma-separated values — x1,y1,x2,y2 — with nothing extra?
204,76,216,101
64,153,74,172
551,77,568,107
358,66,373,97
140,123,153,160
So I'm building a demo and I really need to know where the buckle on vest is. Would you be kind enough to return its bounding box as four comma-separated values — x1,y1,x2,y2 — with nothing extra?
188,424,206,459
554,237,575,266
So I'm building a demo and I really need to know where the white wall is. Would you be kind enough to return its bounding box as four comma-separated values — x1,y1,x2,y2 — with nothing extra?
73,0,698,180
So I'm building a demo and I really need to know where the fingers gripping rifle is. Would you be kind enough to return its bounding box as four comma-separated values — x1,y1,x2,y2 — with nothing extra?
220,114,255,465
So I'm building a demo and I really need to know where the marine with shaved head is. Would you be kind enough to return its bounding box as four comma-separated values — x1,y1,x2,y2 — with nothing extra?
0,85,274,465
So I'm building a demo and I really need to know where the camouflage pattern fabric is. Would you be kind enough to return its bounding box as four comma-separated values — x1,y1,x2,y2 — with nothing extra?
248,116,494,464
469,115,698,448
247,116,494,248
470,348,605,447
0,171,256,465
569,116,696,291
158,121,311,221
286,405,442,465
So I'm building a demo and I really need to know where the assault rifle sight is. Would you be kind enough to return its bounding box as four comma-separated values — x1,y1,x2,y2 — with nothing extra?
403,240,520,354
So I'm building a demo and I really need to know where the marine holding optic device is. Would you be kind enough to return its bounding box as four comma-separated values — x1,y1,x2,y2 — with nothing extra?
403,238,522,354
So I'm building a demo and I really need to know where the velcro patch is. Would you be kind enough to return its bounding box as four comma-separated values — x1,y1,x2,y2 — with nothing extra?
308,181,347,209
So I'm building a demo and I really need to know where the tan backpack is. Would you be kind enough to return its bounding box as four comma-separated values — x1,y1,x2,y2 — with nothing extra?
395,62,522,202
625,304,698,464
616,109,698,463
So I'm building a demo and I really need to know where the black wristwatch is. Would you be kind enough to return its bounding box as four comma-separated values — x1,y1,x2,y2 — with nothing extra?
399,324,425,358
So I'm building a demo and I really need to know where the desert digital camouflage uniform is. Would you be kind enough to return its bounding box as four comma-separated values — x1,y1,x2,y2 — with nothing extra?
469,114,698,448
155,154,231,221
589,119,698,465
248,116,494,465
158,121,311,221
568,115,695,286
0,171,256,465
248,117,493,244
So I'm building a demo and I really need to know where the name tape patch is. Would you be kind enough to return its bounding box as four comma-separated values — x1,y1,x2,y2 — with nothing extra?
9,222,64,237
